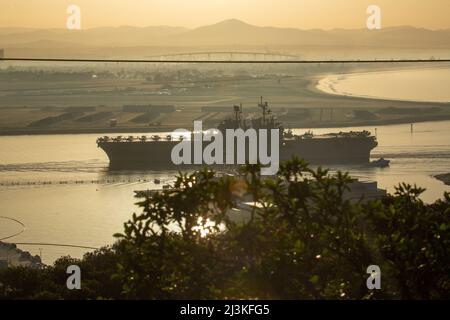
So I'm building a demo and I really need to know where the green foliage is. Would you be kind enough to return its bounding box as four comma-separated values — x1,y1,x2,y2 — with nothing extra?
365,184,450,299
0,247,122,300
1,158,449,299
113,157,450,299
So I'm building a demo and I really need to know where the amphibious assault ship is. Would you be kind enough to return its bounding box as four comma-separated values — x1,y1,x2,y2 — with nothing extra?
97,99,378,169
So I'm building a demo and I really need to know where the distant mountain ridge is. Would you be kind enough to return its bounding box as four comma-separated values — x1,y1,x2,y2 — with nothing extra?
1,19,450,51
0,25,189,47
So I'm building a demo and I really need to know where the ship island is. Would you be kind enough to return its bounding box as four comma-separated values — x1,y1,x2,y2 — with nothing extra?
97,98,378,170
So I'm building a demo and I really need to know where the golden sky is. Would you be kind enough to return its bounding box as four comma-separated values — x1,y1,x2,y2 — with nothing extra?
1,0,450,29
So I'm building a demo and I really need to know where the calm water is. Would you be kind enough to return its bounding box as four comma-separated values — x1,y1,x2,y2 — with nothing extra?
317,67,450,103
1,121,450,264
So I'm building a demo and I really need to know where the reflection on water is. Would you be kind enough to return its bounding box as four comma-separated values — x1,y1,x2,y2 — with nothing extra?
1,120,450,264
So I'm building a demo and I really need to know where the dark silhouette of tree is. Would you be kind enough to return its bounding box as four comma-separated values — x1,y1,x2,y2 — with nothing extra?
1,158,449,299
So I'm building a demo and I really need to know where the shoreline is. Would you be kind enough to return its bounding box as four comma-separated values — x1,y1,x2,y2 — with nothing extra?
0,126,181,137
314,67,450,104
1,65,450,137
3,115,450,137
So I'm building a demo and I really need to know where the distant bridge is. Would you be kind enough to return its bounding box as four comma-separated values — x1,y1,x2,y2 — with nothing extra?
1,57,450,64
145,51,300,61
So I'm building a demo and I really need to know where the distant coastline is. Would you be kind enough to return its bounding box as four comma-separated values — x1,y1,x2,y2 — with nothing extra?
316,66,450,103
3,115,450,136
1,64,450,136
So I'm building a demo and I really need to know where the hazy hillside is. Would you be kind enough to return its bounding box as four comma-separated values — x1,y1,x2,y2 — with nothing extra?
1,19,450,58
166,19,338,46
0,25,189,47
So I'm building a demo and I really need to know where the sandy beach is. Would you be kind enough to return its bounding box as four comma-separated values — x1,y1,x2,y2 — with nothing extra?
316,66,450,103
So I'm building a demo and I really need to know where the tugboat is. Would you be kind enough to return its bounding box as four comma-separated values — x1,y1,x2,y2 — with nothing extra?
369,158,390,168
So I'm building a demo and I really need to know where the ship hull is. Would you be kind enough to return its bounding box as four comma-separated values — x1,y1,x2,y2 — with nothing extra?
280,137,376,164
98,137,377,170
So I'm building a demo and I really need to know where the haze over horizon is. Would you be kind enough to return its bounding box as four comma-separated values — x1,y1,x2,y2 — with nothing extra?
2,18,450,32
1,0,450,30
1,17,450,60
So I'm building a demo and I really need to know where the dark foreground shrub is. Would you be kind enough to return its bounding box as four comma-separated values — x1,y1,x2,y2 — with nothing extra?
1,158,449,299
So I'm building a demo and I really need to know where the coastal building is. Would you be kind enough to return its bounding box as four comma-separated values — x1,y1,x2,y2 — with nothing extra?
345,180,387,202
0,242,43,268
